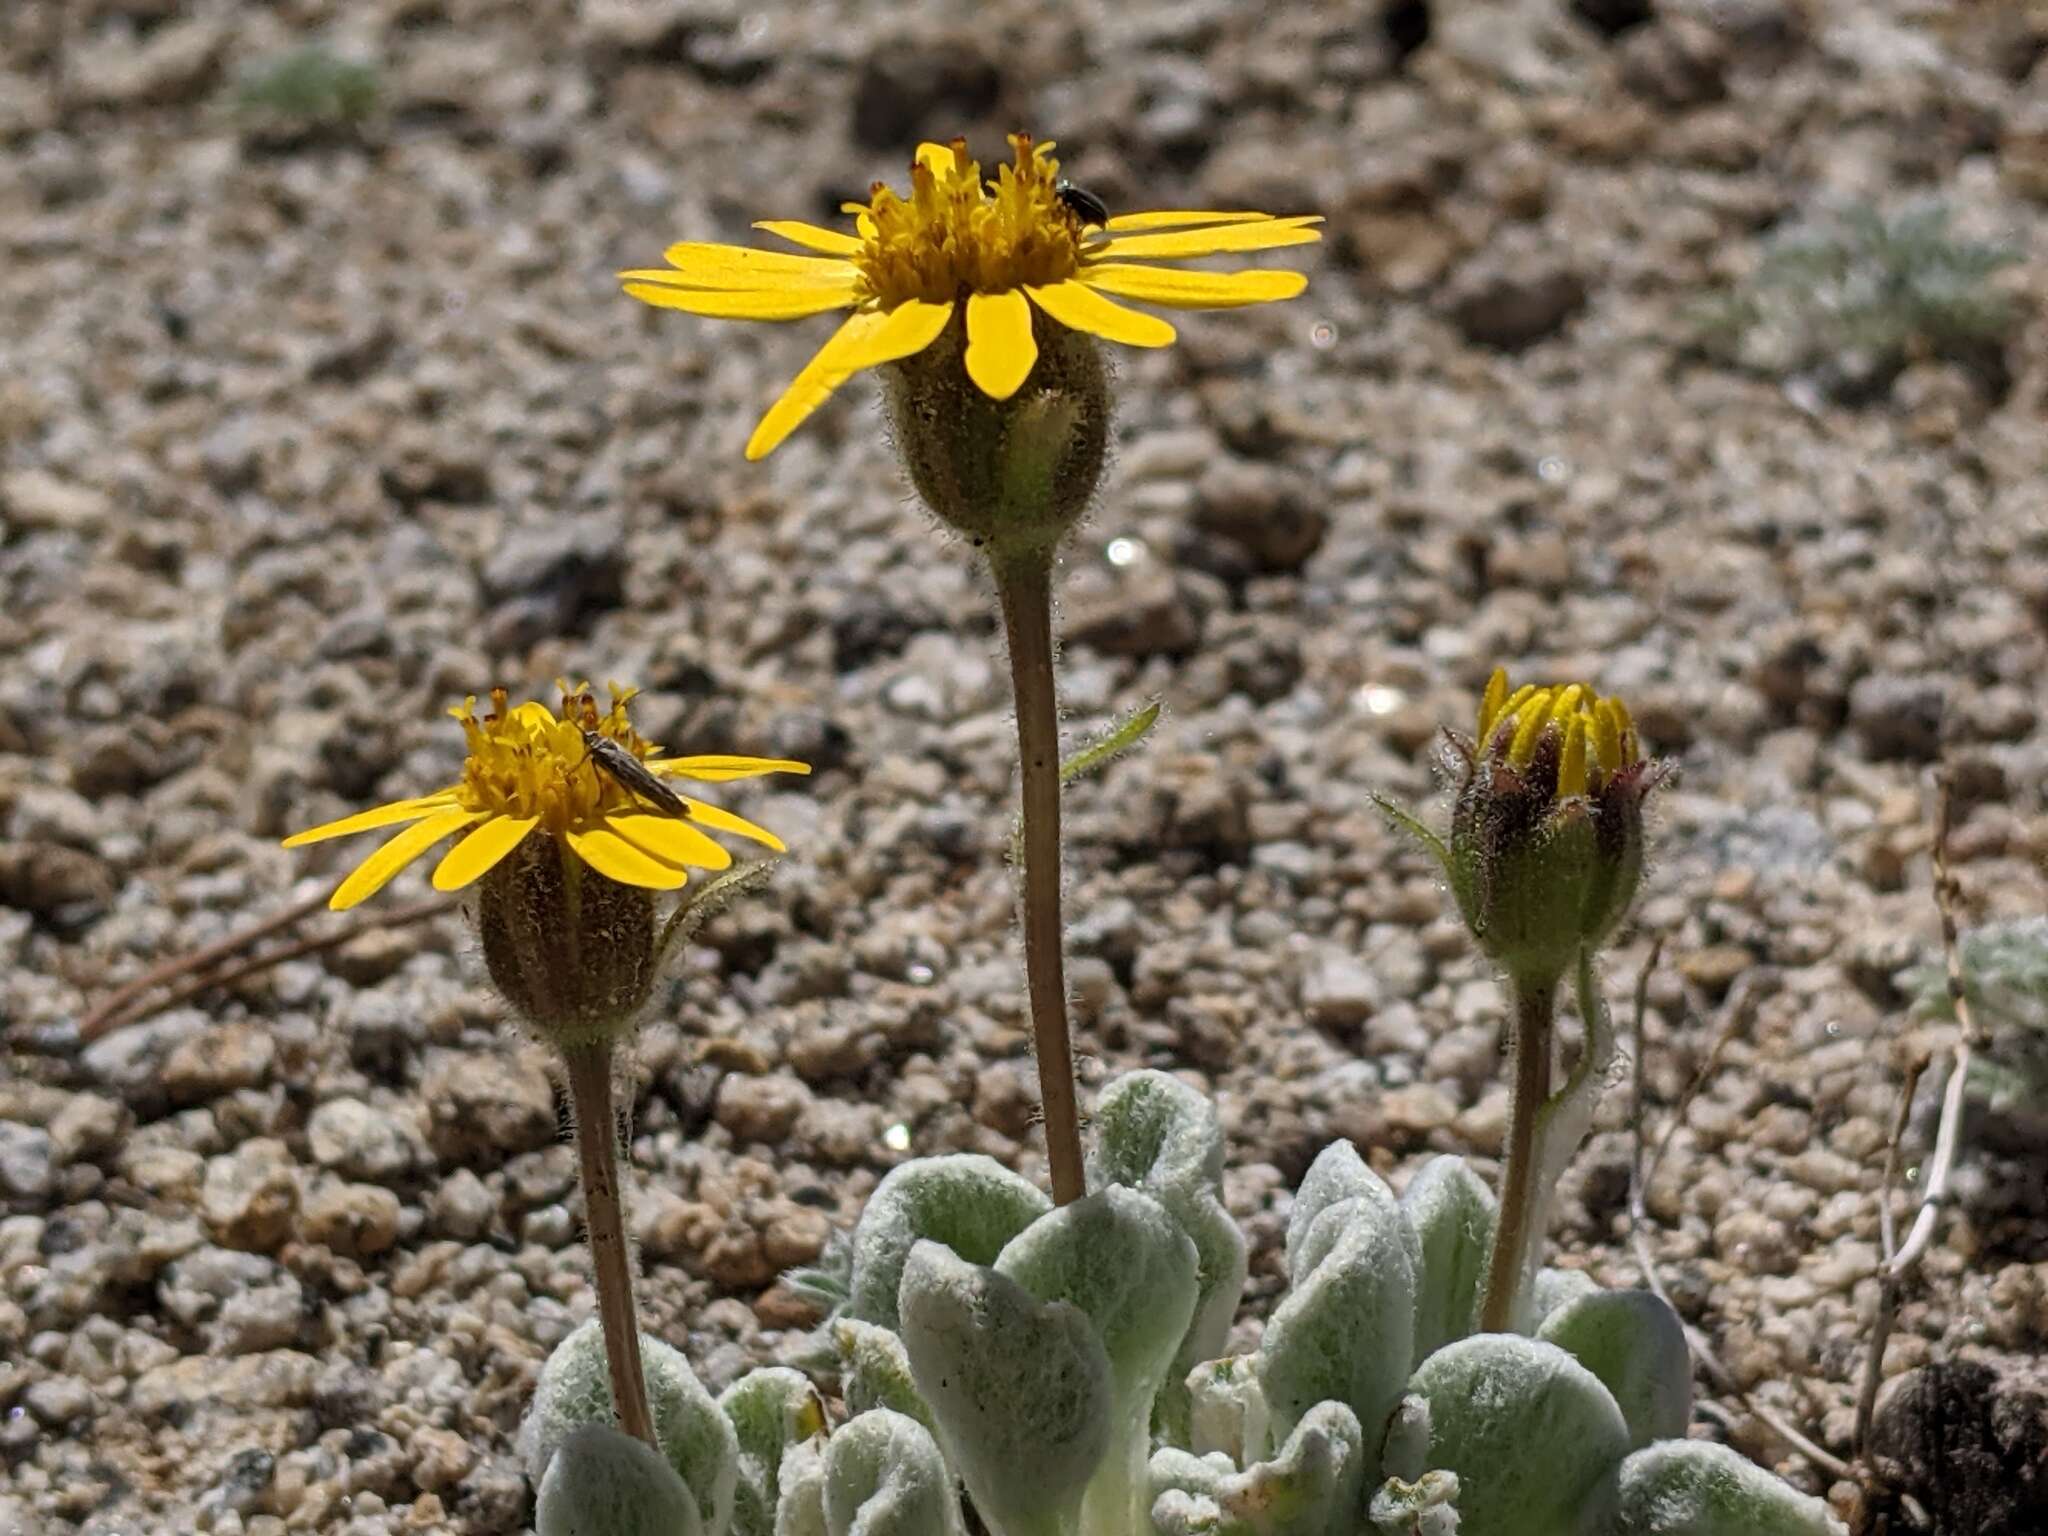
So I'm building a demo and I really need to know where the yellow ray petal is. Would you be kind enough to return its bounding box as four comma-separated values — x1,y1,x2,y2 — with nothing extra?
1093,216,1323,260
621,268,858,297
1025,280,1176,347
647,755,812,782
431,814,539,892
916,141,960,175
659,242,857,285
621,280,860,320
567,826,691,890
282,791,462,848
745,299,953,460
963,289,1038,400
754,219,864,256
608,812,734,871
678,797,786,852
328,808,483,912
1101,210,1285,232
1079,263,1309,309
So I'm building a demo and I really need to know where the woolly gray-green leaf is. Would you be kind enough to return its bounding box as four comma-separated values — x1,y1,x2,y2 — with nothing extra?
834,1319,934,1432
536,1423,703,1536
897,1242,1112,1536
1286,1141,1420,1284
998,1187,1201,1536
1088,1072,1246,1441
1615,1440,1844,1535
1402,1155,1498,1364
1258,1180,1416,1458
520,1320,739,1536
822,1410,962,1536
1538,1290,1692,1450
846,1155,1052,1333
1530,1267,1602,1327
721,1367,826,1536
777,1440,829,1536
1408,1335,1630,1536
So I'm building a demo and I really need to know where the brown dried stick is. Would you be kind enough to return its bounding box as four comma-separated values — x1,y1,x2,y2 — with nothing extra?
1850,773,1982,1475
1854,1049,1928,1461
79,889,329,1040
80,894,456,1040
1886,773,1982,1277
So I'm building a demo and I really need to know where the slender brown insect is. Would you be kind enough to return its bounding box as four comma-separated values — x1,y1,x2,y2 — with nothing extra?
582,729,695,821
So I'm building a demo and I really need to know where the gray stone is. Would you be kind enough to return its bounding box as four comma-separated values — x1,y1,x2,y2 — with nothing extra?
426,1168,498,1240
199,1139,299,1251
421,1050,559,1165
1442,234,1589,350
1848,673,1947,762
1301,951,1384,1028
23,1374,94,1427
0,1123,57,1200
305,1098,424,1184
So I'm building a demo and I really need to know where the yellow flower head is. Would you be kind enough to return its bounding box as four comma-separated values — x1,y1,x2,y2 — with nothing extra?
1432,668,1667,987
621,133,1321,460
284,684,809,911
1474,668,1642,800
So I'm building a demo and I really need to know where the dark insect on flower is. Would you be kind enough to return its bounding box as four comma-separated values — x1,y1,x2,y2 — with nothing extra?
583,729,696,822
1056,179,1110,228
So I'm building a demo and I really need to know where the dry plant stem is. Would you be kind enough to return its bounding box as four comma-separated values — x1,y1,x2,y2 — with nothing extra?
993,552,1085,1207
79,888,329,1039
1481,977,1556,1333
1887,773,1983,1276
79,894,458,1042
1856,1051,1928,1461
1851,774,1982,1475
562,1041,656,1448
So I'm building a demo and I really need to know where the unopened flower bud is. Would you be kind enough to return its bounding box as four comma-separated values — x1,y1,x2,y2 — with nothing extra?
1444,669,1670,991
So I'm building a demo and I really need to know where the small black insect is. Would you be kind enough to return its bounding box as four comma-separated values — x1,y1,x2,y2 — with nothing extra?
1056,179,1109,228
583,730,695,821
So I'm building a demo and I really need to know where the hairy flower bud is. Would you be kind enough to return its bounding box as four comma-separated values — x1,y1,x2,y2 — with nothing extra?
882,310,1111,567
477,836,662,1050
1444,669,1669,990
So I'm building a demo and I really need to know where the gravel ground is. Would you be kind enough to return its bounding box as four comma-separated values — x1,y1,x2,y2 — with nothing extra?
4,0,2047,1532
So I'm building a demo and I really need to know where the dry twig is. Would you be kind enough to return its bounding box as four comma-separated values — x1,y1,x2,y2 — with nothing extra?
78,892,456,1041
1854,1048,1928,1461
1852,771,1982,1486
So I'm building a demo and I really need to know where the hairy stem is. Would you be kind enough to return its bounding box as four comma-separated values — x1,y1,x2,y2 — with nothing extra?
1482,977,1557,1332
993,553,1086,1206
563,1042,655,1447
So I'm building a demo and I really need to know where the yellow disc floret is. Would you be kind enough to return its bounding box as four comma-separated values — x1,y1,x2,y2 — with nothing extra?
451,684,663,835
855,135,1087,305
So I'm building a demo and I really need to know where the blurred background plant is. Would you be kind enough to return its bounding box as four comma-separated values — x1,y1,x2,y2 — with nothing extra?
1694,201,2021,402
1902,916,2048,1148
230,45,381,145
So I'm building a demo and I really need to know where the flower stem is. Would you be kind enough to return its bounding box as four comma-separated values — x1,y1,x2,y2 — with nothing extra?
992,552,1086,1207
1481,977,1557,1333
563,1041,656,1447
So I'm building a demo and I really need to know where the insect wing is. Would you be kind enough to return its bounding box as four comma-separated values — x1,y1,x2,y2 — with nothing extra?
585,731,694,820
